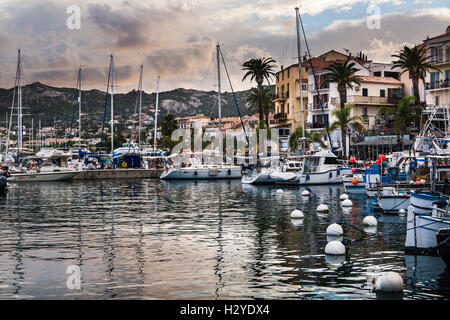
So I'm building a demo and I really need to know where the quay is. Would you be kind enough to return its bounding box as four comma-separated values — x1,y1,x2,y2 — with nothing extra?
73,168,163,180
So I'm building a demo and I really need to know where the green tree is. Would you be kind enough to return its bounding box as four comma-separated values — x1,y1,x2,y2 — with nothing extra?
379,96,422,148
322,61,362,110
392,45,439,105
329,104,362,157
246,86,274,126
289,126,324,151
159,113,178,151
242,57,277,123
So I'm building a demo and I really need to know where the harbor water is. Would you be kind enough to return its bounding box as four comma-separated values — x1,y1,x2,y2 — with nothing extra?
0,180,449,300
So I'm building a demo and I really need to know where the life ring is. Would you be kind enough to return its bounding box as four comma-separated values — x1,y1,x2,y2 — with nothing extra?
122,162,127,168
150,162,156,168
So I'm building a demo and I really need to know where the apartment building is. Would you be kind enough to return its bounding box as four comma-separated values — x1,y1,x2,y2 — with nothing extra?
175,114,210,130
424,26,450,107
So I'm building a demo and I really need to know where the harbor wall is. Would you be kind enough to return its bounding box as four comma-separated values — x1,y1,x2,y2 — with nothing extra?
74,169,163,180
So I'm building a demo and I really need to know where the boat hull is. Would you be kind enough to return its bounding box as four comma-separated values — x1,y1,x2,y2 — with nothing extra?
281,169,343,185
7,171,78,182
378,195,410,212
160,167,242,180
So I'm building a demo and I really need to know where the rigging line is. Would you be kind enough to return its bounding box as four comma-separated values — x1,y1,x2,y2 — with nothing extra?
298,12,333,150
218,45,250,148
69,71,79,140
6,67,18,152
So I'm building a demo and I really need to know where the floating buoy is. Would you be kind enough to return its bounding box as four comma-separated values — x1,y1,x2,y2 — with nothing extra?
290,219,304,227
420,179,426,184
326,223,343,236
317,204,329,212
326,235,343,242
363,215,378,226
341,199,353,207
340,193,349,200
301,190,310,196
409,180,414,185
373,272,403,292
352,167,357,173
352,178,358,185
290,209,304,219
399,209,406,216
276,189,284,194
325,240,346,256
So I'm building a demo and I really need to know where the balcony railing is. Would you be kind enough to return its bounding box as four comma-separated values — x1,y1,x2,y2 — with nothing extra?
274,113,287,120
426,79,450,90
273,93,287,100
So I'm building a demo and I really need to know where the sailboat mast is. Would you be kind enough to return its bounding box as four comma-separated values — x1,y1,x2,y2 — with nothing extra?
78,67,82,151
153,76,160,154
295,7,305,149
216,43,222,154
110,55,114,157
138,64,143,148
17,49,23,154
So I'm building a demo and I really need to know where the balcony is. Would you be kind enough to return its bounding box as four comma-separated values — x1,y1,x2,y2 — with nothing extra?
273,93,287,101
274,113,287,120
426,79,450,90
308,83,329,91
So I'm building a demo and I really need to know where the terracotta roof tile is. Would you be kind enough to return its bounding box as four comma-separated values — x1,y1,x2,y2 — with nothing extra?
358,75,403,84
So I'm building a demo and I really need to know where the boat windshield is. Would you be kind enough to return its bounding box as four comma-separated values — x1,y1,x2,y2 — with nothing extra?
303,157,320,173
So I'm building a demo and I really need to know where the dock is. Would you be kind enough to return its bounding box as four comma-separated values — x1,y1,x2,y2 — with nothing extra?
74,169,163,180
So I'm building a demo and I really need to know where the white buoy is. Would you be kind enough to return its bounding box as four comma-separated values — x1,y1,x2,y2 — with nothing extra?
398,209,406,216
363,215,378,226
324,240,346,256
340,193,349,200
409,180,414,185
326,223,343,236
326,235,343,242
290,209,304,219
341,199,353,207
317,203,329,212
420,179,426,184
290,219,304,227
374,272,403,292
276,189,284,194
363,226,377,234
301,190,311,196
325,254,345,267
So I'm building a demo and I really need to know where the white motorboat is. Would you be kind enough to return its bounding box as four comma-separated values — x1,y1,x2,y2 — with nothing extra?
161,162,241,180
7,161,78,182
279,150,344,185
268,159,301,183
242,166,275,184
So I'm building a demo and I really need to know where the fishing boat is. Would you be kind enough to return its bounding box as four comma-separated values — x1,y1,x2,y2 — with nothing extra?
377,187,410,212
342,168,366,194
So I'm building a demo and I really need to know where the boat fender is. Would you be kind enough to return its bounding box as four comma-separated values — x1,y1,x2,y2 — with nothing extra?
329,172,333,179
228,168,231,175
306,174,310,181
337,169,340,176
194,171,197,176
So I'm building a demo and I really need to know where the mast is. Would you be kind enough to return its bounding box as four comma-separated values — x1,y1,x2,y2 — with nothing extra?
153,76,160,154
78,67,82,151
295,7,305,149
17,49,23,155
110,55,114,157
138,64,143,148
216,43,222,155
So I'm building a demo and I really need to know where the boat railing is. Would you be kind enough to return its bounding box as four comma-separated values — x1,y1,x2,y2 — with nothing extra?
432,204,450,218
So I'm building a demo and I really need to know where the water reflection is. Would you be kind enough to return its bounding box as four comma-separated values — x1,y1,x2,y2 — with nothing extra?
0,180,448,299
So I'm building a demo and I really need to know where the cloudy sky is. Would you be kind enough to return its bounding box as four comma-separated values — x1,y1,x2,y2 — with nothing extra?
0,0,449,93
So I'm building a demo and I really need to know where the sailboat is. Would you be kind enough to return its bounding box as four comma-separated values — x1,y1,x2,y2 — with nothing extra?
160,44,242,180
5,50,78,182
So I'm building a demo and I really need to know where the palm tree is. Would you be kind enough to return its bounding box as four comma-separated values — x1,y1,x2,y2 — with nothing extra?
329,104,361,157
391,45,439,105
322,61,362,110
242,57,277,122
379,96,422,149
246,86,274,126
289,126,324,151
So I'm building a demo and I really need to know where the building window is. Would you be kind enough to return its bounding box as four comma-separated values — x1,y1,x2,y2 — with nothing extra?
287,103,289,114
380,89,385,97
287,83,289,97
436,96,440,106
374,71,381,77
446,46,450,62
287,68,290,78
362,88,368,96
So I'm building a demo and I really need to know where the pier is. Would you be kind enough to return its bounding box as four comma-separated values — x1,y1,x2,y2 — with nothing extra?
73,168,163,180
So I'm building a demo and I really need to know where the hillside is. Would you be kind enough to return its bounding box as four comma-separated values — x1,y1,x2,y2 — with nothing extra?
0,82,275,128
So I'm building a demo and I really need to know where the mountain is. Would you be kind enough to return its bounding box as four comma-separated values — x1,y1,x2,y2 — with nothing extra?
0,82,274,129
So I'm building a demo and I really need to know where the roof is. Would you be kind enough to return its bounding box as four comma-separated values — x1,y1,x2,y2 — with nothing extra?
175,114,210,121
424,32,450,43
358,75,403,85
